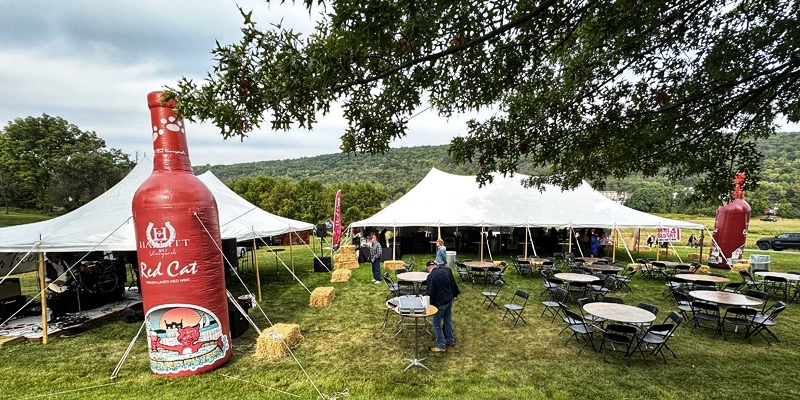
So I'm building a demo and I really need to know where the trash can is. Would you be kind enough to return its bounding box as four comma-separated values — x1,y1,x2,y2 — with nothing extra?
749,254,770,272
446,251,457,268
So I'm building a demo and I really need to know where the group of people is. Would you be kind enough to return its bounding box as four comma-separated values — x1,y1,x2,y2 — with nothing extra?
370,234,460,354
577,228,611,257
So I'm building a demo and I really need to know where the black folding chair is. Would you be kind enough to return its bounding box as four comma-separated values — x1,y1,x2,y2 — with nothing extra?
719,306,757,340
561,308,597,354
481,279,505,310
746,301,787,345
502,289,530,327
632,321,680,364
599,323,638,363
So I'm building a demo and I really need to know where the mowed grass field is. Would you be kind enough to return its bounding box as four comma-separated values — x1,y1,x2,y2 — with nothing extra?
1,214,800,399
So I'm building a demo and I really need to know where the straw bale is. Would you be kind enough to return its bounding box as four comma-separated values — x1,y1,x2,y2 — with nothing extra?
658,248,676,256
628,263,645,271
309,286,336,307
333,253,359,270
339,245,356,256
384,260,406,271
331,269,352,282
695,265,711,274
255,323,304,359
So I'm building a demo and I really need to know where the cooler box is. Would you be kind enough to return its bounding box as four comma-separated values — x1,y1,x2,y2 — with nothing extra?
446,251,457,268
749,254,770,272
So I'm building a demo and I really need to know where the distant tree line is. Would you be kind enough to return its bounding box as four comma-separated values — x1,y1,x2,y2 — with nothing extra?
228,176,388,225
2,113,796,221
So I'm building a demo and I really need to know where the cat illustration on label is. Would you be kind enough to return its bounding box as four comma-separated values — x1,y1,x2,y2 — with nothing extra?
146,305,229,364
151,324,223,355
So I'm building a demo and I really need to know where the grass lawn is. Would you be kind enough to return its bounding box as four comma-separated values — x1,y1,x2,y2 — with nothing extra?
2,216,800,399
0,211,50,227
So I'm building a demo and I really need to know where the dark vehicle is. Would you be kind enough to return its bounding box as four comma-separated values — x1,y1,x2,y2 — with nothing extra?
756,233,800,251
760,215,778,222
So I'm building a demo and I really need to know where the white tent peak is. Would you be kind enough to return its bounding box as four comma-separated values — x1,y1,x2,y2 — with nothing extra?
0,157,314,252
351,167,703,229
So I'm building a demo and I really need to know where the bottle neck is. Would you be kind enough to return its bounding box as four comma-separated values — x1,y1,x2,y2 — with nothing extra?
148,91,192,173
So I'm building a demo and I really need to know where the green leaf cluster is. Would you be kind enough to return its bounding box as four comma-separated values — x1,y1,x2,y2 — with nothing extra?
173,0,800,201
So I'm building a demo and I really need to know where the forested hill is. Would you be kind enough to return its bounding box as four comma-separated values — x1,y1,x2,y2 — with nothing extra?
192,145,509,190
194,131,799,188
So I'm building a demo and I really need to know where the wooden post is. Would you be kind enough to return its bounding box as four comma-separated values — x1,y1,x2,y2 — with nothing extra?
289,236,295,275
568,226,573,254
612,227,618,262
392,226,397,260
254,239,262,302
523,227,529,258
699,230,705,263
38,252,48,344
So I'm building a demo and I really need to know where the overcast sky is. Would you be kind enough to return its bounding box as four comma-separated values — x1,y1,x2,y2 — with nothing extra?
2,2,796,168
0,1,470,167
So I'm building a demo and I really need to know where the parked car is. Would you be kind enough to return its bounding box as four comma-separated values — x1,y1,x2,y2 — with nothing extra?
760,215,778,222
756,233,800,251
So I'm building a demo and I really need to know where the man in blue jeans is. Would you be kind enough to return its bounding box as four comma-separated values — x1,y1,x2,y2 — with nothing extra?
424,260,461,353
369,233,383,284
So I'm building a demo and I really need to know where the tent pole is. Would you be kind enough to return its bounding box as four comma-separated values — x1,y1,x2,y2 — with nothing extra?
290,236,295,275
612,227,618,262
480,226,484,262
38,252,48,345
655,228,660,261
392,226,397,260
568,226,573,254
523,227,529,258
699,230,705,264
254,239,262,303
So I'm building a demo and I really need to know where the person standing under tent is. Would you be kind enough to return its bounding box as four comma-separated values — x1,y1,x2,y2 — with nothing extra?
434,239,447,268
590,229,600,257
369,233,383,284
424,260,460,353
646,233,655,247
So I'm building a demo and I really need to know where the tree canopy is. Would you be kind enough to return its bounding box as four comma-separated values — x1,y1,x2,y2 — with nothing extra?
172,0,799,201
0,115,134,213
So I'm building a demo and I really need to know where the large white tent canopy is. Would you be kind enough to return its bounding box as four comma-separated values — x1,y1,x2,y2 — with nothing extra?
351,168,703,229
0,157,315,253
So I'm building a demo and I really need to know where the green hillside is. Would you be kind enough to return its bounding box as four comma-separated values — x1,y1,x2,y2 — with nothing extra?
195,132,799,190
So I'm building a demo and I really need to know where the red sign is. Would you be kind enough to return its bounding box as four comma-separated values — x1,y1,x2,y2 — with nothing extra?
332,190,342,249
657,227,681,242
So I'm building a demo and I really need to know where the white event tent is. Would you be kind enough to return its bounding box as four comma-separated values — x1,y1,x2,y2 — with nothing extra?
0,157,315,255
351,168,703,229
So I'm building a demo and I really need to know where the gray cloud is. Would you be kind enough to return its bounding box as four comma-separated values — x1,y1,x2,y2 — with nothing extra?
0,1,472,166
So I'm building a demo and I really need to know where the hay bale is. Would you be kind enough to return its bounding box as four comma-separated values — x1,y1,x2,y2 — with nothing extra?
384,260,406,271
331,269,352,282
333,253,359,270
255,323,304,359
309,286,335,307
339,245,356,256
730,262,749,273
695,265,711,274
628,263,645,271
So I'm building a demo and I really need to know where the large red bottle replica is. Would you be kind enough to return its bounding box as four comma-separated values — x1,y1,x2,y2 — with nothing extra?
132,91,230,377
708,173,751,269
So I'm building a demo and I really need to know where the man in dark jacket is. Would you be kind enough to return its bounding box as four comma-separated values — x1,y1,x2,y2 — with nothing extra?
424,260,460,353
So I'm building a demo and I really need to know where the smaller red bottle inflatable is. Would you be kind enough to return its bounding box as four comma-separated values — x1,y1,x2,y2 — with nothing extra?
132,91,230,377
708,173,751,269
